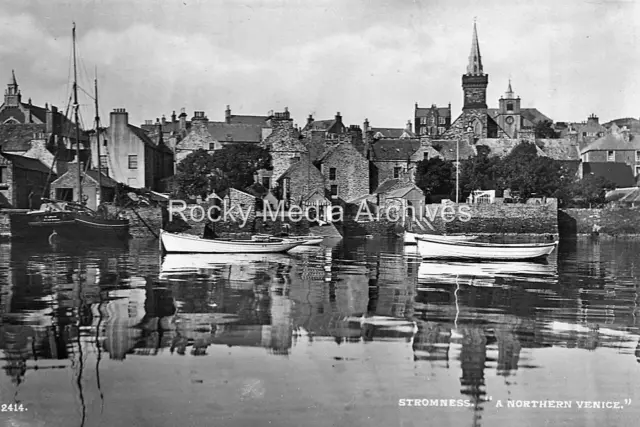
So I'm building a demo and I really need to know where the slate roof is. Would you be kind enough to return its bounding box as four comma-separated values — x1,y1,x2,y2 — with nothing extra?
371,139,421,161
244,182,269,198
371,127,416,139
487,108,552,127
385,184,423,199
0,152,53,174
603,118,640,132
582,162,636,188
127,124,173,153
86,169,118,188
536,139,581,161
373,178,409,194
226,115,269,126
0,123,47,151
475,139,545,158
415,106,451,118
431,139,477,161
207,122,263,143
581,133,640,154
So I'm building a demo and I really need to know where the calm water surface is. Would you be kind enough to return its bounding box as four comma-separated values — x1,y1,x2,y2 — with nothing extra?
0,237,639,427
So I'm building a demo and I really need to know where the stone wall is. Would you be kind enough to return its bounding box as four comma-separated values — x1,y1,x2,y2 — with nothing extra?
441,109,487,140
279,156,324,204
123,204,164,238
559,207,640,236
0,212,10,240
174,119,216,164
427,199,559,235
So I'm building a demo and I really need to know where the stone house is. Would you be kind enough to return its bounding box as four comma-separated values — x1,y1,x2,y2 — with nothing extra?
369,139,441,191
264,114,307,183
275,154,325,207
0,152,55,209
414,103,452,137
371,179,425,213
580,129,640,180
318,142,369,204
244,182,279,211
222,188,257,221
91,108,174,190
50,163,118,210
302,112,347,141
0,71,88,166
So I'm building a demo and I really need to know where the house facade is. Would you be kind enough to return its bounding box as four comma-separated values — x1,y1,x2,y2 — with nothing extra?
369,139,441,190
49,163,118,210
0,152,55,209
318,142,369,204
414,104,452,137
580,129,640,179
92,108,174,190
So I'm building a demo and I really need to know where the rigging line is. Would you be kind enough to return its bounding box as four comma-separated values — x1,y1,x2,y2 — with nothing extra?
95,289,105,414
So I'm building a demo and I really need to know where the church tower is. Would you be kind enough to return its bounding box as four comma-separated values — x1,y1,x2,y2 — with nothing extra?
4,70,21,107
496,80,521,138
461,22,488,138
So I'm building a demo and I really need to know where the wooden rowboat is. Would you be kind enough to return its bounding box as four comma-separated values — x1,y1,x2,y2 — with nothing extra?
404,231,478,245
160,230,303,254
416,234,558,261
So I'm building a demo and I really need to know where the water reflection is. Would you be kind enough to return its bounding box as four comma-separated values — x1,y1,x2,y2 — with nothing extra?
0,237,638,426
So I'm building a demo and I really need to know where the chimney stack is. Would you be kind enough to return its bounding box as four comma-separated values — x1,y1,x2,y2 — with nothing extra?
225,105,231,124
110,108,129,131
307,114,314,126
179,107,187,130
406,120,412,132
171,110,177,123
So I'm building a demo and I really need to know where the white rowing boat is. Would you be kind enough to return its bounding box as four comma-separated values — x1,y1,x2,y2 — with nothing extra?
404,231,478,245
160,230,303,253
415,234,558,261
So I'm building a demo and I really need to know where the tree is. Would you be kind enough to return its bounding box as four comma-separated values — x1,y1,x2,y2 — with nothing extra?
212,143,271,191
174,149,223,199
534,120,558,139
459,146,501,198
562,174,616,207
415,157,455,196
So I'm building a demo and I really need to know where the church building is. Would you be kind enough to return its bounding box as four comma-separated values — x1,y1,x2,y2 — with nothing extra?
436,22,552,141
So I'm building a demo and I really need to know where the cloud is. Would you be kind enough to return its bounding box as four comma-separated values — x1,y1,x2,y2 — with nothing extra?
0,0,638,130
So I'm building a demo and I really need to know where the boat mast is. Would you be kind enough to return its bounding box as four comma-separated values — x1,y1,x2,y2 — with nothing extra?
94,75,103,206
72,23,83,204
456,138,460,203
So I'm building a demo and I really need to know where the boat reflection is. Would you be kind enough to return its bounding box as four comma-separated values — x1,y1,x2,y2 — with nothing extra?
418,259,559,287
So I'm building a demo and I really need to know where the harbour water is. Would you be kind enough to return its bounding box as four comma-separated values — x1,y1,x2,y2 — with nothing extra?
0,237,639,426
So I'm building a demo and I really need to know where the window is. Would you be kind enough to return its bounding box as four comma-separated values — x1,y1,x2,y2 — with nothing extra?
420,126,427,135
429,117,435,126
262,177,271,188
506,103,514,112
582,132,587,137
128,155,138,169
99,155,108,169
55,188,74,202
607,151,615,162
330,185,338,198
636,151,640,162
423,153,428,160
636,166,640,176
394,167,402,179
438,126,445,134
329,168,336,180
420,117,427,125
439,117,445,125
0,166,6,183
209,142,216,151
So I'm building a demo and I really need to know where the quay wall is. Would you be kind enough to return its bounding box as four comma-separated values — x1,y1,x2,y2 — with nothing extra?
559,207,640,236
344,200,559,237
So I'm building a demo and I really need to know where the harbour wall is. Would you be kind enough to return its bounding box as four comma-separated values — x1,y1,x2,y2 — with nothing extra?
559,207,640,236
342,199,559,236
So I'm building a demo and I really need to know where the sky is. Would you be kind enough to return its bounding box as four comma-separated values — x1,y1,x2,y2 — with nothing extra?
0,0,638,130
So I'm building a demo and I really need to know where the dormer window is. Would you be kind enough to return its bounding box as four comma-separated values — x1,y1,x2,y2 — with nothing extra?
607,151,615,162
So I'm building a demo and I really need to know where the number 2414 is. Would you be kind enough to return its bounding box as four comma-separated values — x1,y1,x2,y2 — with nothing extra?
1,404,25,412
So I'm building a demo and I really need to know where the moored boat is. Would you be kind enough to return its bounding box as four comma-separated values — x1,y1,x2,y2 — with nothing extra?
416,234,558,261
160,230,303,254
404,231,478,245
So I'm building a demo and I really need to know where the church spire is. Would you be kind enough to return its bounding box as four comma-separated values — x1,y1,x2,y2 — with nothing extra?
466,21,483,76
505,79,514,98
10,69,17,87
